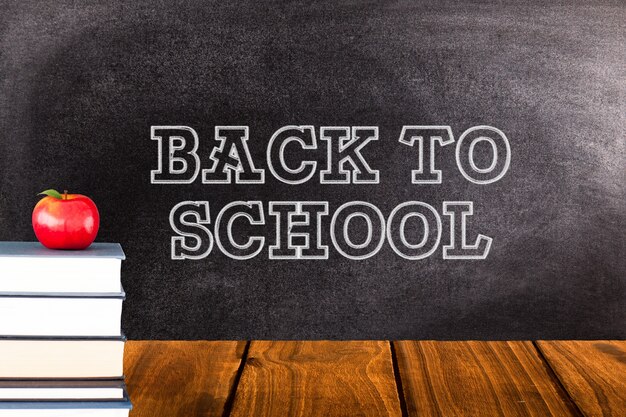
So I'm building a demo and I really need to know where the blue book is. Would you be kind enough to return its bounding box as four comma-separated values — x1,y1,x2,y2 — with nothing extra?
0,380,127,401
0,242,125,294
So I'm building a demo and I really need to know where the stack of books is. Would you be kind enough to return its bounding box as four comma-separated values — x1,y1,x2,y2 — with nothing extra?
0,242,132,416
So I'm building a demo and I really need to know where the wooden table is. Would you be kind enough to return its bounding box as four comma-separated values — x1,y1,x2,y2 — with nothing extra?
124,341,625,417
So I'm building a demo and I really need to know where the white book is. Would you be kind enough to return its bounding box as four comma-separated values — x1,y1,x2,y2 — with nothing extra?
0,292,124,336
0,337,125,378
0,408,130,417
0,242,124,293
0,380,125,400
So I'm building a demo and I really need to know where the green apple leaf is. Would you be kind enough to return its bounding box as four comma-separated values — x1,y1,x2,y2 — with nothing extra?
38,189,63,199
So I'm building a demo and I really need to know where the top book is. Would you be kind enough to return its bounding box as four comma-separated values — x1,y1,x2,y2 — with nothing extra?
0,242,125,293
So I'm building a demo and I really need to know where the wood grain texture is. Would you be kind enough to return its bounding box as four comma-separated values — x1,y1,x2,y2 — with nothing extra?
394,341,580,417
536,341,626,417
124,341,246,417
229,341,402,417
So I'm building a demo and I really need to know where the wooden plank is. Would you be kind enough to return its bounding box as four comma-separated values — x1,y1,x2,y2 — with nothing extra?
536,341,626,417
229,341,402,417
394,341,581,417
124,341,247,417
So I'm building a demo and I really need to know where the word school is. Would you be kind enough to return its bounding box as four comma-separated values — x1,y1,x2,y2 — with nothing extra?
152,125,511,260
169,200,491,261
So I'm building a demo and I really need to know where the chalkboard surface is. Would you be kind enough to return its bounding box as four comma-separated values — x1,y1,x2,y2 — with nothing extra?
0,0,624,339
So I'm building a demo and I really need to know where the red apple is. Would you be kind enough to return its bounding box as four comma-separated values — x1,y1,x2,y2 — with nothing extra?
32,189,100,250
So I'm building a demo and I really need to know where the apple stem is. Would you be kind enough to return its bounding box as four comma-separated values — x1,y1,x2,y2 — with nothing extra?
63,190,68,200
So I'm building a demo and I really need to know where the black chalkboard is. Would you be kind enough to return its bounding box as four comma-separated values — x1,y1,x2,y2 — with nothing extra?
1,0,624,339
